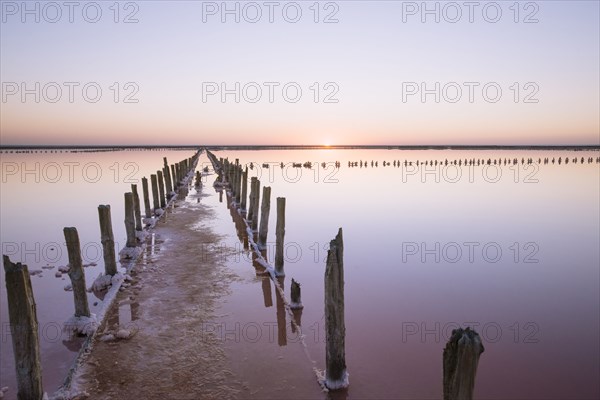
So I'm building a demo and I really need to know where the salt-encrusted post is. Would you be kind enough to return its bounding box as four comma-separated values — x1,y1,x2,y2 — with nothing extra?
98,205,117,276
443,327,484,400
248,177,257,222
258,186,271,249
324,228,348,390
131,184,143,231
241,167,248,211
151,174,160,212
274,197,286,276
142,177,151,218
3,256,44,400
290,278,303,309
63,227,91,318
195,171,202,187
124,192,137,248
251,179,261,231
157,170,166,208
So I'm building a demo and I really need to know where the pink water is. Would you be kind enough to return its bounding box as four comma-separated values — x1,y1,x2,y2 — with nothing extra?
1,148,599,399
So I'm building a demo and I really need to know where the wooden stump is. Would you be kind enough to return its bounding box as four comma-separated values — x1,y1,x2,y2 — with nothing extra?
258,186,271,249
235,166,241,204
443,327,484,400
163,157,173,194
251,179,261,231
98,205,117,276
164,166,173,197
171,164,177,188
241,167,248,211
248,177,257,222
3,256,44,400
290,278,303,309
63,227,91,318
131,184,143,231
195,171,202,187
157,170,166,208
274,197,285,276
150,174,160,212
124,192,137,248
324,228,348,389
142,177,151,218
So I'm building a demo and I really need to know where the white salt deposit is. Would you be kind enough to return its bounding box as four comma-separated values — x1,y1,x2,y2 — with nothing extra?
64,314,98,336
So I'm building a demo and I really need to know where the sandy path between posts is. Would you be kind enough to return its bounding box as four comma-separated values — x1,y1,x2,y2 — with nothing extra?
71,188,245,399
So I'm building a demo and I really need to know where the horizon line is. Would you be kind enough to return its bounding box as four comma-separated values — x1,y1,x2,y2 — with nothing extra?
1,144,599,150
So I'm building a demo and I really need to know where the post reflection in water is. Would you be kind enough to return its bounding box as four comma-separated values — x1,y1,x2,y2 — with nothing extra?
275,276,287,347
291,308,303,334
261,276,273,308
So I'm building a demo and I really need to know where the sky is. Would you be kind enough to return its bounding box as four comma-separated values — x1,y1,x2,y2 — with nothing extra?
0,0,599,146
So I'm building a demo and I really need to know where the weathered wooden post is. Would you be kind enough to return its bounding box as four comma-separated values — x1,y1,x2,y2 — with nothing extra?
324,228,348,390
3,256,44,400
443,327,484,400
251,179,261,231
195,171,202,187
163,157,173,194
157,170,166,208
171,164,177,188
164,166,173,197
98,205,117,276
290,278,303,309
274,197,285,276
248,177,257,222
241,167,248,211
131,184,143,231
142,177,151,218
150,174,160,212
258,186,271,249
63,227,91,318
124,192,137,248
235,166,241,204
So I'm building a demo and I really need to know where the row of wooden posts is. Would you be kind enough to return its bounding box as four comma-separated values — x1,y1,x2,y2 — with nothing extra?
2,150,201,400
207,150,485,399
208,151,352,391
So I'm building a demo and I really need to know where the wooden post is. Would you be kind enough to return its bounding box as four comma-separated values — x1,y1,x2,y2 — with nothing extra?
151,174,160,212
290,278,303,309
163,157,173,194
235,166,241,203
131,184,143,231
324,228,348,390
241,167,248,211
157,170,166,208
164,166,173,197
258,186,271,249
443,327,484,400
98,205,117,276
63,227,91,318
251,179,261,231
171,164,177,188
124,192,137,248
3,256,44,400
195,171,202,187
142,177,151,218
274,197,285,276
248,177,257,222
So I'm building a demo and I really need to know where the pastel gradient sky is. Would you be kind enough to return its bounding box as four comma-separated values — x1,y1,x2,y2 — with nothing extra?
1,0,598,145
